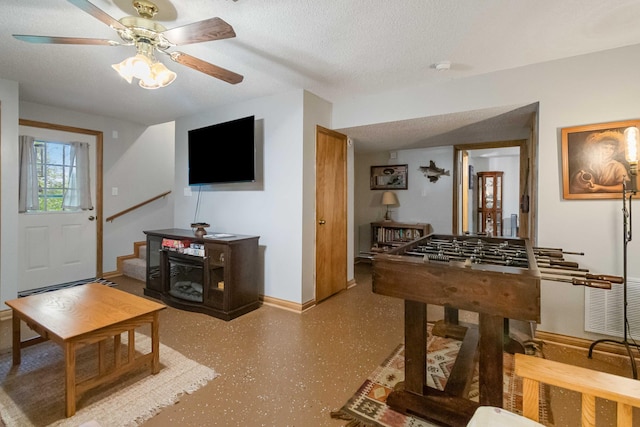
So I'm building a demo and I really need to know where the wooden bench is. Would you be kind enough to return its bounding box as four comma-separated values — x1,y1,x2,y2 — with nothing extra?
515,353,640,427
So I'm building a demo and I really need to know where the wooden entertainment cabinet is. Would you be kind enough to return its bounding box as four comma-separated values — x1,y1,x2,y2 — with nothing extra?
144,229,260,321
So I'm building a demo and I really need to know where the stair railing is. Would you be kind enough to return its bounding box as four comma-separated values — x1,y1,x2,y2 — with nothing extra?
105,190,171,222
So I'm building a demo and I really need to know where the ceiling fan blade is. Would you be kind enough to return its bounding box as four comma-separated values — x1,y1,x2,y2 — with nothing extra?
13,35,121,46
162,17,236,45
66,0,128,31
169,52,243,84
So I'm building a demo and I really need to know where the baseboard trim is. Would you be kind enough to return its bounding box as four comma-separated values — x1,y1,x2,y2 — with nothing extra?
536,330,636,358
260,279,355,313
0,309,11,322
260,295,315,313
102,271,122,279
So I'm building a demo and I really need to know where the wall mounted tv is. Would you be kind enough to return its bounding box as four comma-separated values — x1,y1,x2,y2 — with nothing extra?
188,115,255,185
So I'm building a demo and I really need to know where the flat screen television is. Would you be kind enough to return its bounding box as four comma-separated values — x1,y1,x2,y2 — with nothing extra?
188,115,255,185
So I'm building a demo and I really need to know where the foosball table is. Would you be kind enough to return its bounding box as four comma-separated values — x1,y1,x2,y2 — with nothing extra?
372,233,620,426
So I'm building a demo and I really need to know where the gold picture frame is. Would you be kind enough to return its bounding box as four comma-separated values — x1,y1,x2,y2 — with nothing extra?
370,164,408,190
561,119,640,199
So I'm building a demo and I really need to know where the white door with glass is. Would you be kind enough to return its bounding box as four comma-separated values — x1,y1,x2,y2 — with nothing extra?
18,125,97,292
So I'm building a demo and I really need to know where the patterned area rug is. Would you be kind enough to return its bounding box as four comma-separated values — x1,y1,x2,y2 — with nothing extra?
17,277,117,297
0,333,218,426
332,325,552,427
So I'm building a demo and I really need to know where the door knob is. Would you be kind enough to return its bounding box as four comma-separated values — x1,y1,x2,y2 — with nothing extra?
318,220,326,225
88,216,96,221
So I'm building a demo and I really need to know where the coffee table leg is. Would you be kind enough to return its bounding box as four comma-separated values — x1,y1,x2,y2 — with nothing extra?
12,312,21,365
151,312,160,374
65,342,77,417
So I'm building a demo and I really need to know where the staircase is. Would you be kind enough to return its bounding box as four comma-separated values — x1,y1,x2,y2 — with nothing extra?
119,242,147,282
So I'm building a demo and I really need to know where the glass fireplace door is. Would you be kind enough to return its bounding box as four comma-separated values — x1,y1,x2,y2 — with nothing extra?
166,253,206,303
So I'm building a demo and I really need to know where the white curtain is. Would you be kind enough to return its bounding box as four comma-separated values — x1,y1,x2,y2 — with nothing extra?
18,135,39,213
62,141,93,211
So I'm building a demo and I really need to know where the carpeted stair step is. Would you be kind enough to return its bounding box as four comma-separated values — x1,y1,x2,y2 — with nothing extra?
139,245,147,261
122,257,146,282
121,244,147,282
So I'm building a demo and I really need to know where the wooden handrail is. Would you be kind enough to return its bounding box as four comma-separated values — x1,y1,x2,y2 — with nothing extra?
106,190,171,222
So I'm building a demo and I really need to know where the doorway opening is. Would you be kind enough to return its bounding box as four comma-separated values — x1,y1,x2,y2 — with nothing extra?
18,119,104,290
453,139,535,243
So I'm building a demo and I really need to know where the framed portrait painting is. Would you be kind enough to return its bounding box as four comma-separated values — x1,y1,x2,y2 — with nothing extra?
561,119,640,200
370,164,408,190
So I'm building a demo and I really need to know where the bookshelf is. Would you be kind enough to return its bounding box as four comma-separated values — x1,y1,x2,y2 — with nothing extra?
370,221,431,252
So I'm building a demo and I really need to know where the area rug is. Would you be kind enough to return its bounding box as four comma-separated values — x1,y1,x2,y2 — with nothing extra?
0,333,218,426
18,277,117,298
332,325,552,427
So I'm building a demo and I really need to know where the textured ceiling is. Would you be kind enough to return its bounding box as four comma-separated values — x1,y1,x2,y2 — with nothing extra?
338,103,537,153
2,1,640,152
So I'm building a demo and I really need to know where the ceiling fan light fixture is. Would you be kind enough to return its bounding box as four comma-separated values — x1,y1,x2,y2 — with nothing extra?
16,0,243,87
112,53,153,83
139,62,177,89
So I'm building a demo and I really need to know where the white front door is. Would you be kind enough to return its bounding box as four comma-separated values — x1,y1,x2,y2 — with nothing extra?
18,125,97,292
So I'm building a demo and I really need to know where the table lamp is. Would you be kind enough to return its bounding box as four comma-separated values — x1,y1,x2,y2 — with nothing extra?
382,191,399,221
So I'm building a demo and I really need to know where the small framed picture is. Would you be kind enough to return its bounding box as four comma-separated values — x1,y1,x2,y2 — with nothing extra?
370,164,408,190
561,120,640,199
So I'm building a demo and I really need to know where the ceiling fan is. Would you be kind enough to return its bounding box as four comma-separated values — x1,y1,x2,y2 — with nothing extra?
13,0,243,89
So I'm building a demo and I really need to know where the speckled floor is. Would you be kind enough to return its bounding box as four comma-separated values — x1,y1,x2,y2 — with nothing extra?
1,263,639,426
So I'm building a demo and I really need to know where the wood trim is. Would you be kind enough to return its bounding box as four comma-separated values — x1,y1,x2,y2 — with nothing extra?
260,295,299,311
515,353,640,423
455,140,526,151
106,191,171,222
102,271,122,279
536,330,637,358
19,119,104,276
260,295,315,313
115,240,146,275
529,111,539,246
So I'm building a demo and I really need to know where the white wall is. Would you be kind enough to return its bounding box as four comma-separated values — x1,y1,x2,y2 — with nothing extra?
174,89,332,305
353,146,453,252
102,121,175,270
394,146,454,233
354,151,388,253
355,149,519,241
338,44,640,339
0,78,20,308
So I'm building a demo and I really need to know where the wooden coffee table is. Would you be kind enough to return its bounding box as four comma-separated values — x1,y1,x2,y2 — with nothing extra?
5,283,166,417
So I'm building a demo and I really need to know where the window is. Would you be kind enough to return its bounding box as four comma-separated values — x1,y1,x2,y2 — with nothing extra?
34,140,75,212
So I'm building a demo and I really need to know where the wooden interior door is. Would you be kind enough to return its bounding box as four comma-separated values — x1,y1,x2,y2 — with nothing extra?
315,126,347,303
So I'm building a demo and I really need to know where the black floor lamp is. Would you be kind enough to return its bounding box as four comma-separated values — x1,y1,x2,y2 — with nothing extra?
588,126,640,379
